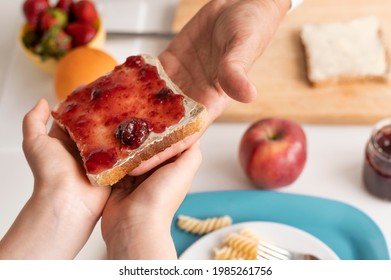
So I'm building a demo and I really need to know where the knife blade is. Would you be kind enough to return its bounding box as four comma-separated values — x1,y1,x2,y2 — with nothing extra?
97,0,178,40
106,31,176,39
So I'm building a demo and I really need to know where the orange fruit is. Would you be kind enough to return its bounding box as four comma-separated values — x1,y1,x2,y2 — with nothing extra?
54,47,117,100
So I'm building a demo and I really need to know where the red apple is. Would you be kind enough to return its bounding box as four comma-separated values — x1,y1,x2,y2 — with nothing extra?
239,118,307,189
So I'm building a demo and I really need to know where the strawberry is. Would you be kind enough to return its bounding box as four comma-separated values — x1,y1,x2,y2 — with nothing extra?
40,8,68,32
56,0,74,13
35,26,71,60
71,0,98,27
23,0,50,30
66,22,96,47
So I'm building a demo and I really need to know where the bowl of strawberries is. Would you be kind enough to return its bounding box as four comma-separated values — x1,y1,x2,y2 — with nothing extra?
20,0,106,74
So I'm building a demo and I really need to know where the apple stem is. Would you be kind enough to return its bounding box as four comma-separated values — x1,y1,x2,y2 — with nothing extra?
266,127,282,141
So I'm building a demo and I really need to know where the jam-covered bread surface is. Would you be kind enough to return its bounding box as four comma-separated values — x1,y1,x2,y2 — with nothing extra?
52,54,207,187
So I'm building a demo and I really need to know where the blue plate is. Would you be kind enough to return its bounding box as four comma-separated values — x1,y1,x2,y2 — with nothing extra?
172,190,389,260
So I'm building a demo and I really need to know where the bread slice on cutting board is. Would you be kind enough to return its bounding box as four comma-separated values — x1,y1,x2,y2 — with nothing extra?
300,16,390,86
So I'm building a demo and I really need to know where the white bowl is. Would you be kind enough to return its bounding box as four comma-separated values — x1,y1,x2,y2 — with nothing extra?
19,18,106,74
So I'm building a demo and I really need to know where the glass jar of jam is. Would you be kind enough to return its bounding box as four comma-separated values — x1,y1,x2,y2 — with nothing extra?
363,118,391,200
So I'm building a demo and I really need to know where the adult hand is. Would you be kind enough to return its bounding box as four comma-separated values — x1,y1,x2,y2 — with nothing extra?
131,0,290,175
161,0,291,119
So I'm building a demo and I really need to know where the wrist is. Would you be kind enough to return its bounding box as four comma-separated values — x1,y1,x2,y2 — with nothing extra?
0,190,99,259
104,215,176,260
33,178,108,223
31,188,100,227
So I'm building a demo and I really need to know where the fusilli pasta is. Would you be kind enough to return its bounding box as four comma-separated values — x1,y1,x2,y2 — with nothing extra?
177,215,232,235
214,246,248,260
213,228,261,260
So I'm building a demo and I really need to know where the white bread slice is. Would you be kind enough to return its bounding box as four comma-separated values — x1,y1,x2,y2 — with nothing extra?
52,54,208,187
300,16,390,86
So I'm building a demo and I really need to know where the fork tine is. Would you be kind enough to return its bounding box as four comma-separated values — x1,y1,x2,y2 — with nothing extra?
257,239,321,260
257,249,288,260
258,247,290,260
257,240,291,260
257,250,273,260
258,240,291,259
257,245,290,260
258,240,291,256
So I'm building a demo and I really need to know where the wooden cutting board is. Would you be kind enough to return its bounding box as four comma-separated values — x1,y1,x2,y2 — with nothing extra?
172,0,391,124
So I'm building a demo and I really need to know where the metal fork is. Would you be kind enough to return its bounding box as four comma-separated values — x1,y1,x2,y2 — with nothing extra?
257,239,320,260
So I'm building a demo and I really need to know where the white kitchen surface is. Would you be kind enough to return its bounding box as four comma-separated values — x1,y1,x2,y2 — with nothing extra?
1,0,391,260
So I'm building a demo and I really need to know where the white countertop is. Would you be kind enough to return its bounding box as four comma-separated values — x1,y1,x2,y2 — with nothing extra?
1,0,390,260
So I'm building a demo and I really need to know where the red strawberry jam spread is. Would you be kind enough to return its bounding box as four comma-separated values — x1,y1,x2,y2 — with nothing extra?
52,55,185,174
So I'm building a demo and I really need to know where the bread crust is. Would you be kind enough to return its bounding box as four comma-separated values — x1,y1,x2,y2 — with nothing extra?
88,107,207,187
308,75,390,87
52,54,208,187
